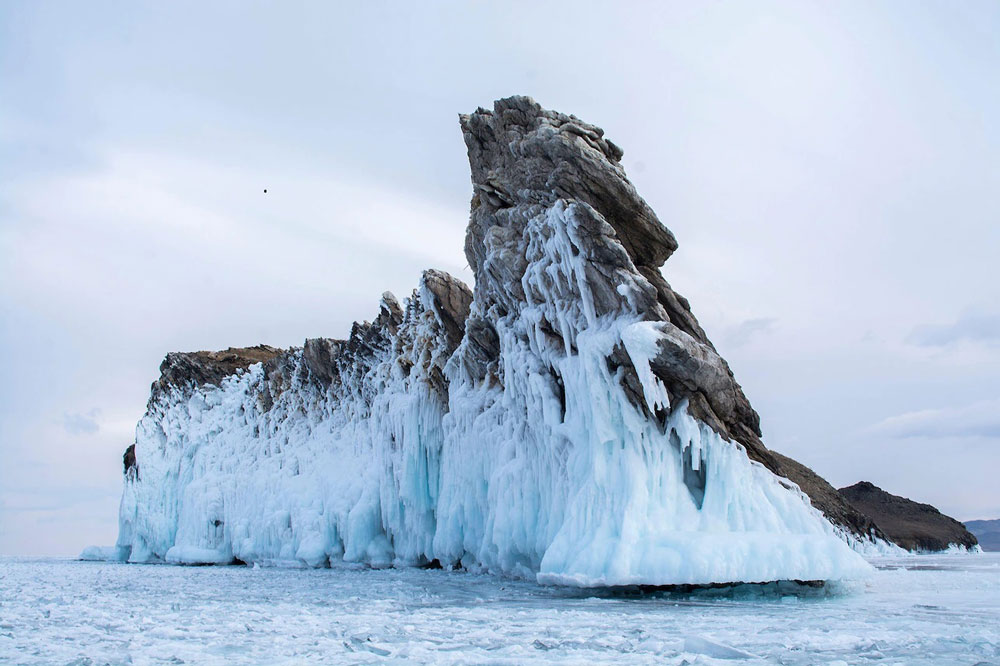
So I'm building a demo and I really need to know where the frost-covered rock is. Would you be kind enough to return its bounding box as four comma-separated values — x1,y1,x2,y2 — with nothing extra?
109,96,874,585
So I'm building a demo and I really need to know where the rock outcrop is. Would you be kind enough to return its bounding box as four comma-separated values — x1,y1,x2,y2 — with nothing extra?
459,96,879,541
153,346,284,397
105,97,876,584
839,482,979,551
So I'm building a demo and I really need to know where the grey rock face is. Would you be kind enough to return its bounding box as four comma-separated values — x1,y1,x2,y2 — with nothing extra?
122,443,137,480
421,269,473,350
301,338,340,387
462,96,677,270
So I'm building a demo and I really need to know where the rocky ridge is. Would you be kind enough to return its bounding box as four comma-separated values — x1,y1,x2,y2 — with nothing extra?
839,481,978,551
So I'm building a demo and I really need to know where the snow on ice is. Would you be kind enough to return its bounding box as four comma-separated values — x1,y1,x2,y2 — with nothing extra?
2,554,998,664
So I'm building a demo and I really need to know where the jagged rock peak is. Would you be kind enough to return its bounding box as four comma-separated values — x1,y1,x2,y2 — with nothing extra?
461,95,677,273
420,269,473,351
151,269,473,398
458,96,876,541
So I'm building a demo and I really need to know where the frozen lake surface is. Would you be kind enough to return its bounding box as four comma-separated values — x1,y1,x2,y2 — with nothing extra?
1,554,998,664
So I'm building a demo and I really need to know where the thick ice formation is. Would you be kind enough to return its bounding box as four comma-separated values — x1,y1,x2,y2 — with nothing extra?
107,97,873,585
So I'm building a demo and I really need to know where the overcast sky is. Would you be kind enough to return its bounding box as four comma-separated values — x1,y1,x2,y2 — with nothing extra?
2,1,998,556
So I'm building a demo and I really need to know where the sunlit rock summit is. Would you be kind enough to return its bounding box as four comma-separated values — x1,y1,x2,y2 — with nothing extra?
102,97,875,585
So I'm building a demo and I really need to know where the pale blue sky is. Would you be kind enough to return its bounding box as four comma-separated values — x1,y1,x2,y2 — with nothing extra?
2,1,998,555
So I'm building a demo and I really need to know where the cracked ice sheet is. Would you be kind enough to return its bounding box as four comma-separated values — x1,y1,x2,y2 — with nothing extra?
0,554,998,665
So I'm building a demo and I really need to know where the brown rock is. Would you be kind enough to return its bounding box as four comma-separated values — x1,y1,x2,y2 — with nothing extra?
153,345,284,394
839,481,978,551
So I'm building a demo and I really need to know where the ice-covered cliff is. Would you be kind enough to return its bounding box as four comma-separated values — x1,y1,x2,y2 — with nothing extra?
103,97,875,585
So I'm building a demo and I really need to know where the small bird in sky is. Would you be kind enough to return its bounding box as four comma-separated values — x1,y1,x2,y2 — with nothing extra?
264,189,268,193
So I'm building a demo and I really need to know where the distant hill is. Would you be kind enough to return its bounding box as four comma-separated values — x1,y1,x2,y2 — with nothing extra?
964,519,1000,552
838,482,978,552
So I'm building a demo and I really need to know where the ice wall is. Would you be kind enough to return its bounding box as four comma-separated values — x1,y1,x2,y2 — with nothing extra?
110,97,874,585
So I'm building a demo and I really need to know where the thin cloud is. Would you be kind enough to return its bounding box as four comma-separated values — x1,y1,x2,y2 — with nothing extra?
724,317,777,348
60,409,100,436
907,310,1000,347
868,399,1000,439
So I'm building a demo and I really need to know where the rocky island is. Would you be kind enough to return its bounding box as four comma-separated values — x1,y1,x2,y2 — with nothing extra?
91,97,887,585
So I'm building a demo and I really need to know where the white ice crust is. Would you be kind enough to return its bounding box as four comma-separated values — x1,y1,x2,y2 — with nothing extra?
109,202,872,585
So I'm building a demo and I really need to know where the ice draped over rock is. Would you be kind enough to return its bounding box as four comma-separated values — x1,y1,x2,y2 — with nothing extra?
111,97,873,585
